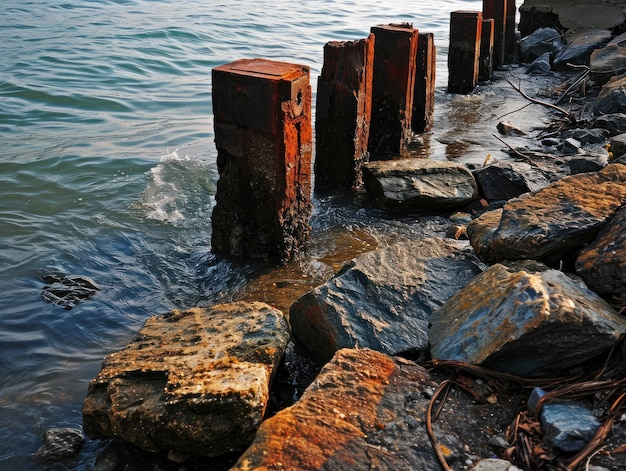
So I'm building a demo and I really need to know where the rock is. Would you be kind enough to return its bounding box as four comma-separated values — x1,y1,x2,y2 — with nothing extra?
471,458,522,471
526,51,552,74
557,4,625,31
562,128,608,145
467,164,626,264
594,73,626,115
290,238,485,363
33,428,84,461
576,206,626,300
529,387,600,453
593,113,626,136
564,152,608,175
82,302,290,458
553,29,611,68
609,133,626,159
590,43,626,86
497,120,527,137
40,273,99,310
559,137,581,154
473,162,549,203
429,261,626,376
230,348,459,471
362,159,479,212
518,27,564,63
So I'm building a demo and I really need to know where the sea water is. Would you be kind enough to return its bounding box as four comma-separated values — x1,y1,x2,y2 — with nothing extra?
1,1,489,468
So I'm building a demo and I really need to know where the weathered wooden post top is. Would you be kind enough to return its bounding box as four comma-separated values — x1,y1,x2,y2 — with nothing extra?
211,58,312,264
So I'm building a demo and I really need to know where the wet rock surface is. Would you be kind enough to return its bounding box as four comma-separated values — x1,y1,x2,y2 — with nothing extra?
40,273,99,310
290,237,485,363
429,261,626,376
362,158,479,211
82,302,290,458
33,428,84,462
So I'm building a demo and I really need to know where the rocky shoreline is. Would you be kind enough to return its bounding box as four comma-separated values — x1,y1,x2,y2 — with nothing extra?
36,14,626,471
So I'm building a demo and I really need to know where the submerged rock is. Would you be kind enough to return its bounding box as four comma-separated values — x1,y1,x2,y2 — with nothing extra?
231,348,453,471
40,273,99,310
290,238,484,363
467,164,626,265
362,158,479,211
82,302,290,458
34,428,84,462
576,206,626,300
429,261,626,376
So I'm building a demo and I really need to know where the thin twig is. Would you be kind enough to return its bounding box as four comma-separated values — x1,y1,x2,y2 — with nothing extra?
506,79,579,124
426,380,455,471
492,133,540,165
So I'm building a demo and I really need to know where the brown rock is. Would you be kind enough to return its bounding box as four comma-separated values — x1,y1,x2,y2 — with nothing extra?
82,302,290,457
576,206,626,300
231,348,447,470
467,164,626,264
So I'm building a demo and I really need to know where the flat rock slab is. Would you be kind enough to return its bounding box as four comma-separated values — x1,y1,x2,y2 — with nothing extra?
82,301,290,457
290,238,485,363
429,261,626,376
231,348,452,471
362,158,479,211
576,206,626,299
467,164,626,264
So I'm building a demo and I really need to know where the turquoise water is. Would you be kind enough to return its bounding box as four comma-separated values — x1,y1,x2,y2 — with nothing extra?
1,1,483,468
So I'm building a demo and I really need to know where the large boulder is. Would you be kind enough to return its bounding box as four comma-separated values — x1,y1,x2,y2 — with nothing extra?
82,302,290,458
518,27,564,63
290,238,485,363
231,348,460,470
553,29,611,68
576,205,626,300
429,261,626,376
594,73,626,115
362,158,479,211
473,161,551,203
590,42,626,86
467,164,626,264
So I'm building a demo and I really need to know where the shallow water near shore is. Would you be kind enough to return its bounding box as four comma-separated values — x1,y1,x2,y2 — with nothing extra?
0,0,561,468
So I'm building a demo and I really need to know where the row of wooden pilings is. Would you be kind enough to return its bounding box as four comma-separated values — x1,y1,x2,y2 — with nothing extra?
211,1,517,264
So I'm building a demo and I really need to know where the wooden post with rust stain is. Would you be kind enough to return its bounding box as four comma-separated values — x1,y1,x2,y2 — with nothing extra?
315,35,374,191
505,0,517,62
211,58,312,264
482,0,507,69
479,18,495,81
412,32,436,134
448,11,483,94
369,24,419,158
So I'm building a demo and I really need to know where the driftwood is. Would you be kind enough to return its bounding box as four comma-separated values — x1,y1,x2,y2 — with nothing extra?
506,79,579,125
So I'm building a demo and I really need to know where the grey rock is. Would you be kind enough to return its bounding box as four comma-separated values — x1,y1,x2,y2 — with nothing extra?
554,29,612,68
497,120,527,137
562,128,608,145
529,387,600,453
471,458,522,471
467,164,626,264
565,152,608,175
290,238,485,363
34,428,84,461
518,27,564,62
429,261,626,376
576,206,626,299
362,159,479,212
526,51,552,74
473,161,549,203
590,42,626,85
560,137,581,154
593,113,626,136
594,73,626,115
609,132,626,159
40,273,99,310
83,302,290,457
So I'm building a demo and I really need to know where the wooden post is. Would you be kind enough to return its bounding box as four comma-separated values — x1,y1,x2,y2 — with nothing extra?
315,35,374,191
412,32,436,134
482,0,507,69
211,58,312,264
448,11,483,94
479,18,495,81
505,0,517,61
369,24,419,158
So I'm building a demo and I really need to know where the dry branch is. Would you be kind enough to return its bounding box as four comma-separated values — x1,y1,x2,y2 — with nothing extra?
506,79,579,124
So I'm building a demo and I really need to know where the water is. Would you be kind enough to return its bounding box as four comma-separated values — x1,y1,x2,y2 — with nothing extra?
0,0,520,468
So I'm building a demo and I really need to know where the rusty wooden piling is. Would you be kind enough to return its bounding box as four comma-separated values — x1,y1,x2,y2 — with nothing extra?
315,35,374,191
211,58,312,264
479,18,495,81
482,0,507,69
448,11,483,94
369,24,419,158
412,32,436,134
